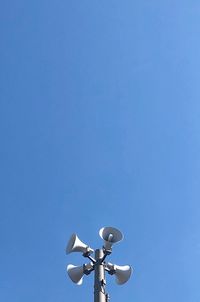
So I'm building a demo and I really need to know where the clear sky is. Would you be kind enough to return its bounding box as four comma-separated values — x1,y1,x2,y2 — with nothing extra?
0,1,200,302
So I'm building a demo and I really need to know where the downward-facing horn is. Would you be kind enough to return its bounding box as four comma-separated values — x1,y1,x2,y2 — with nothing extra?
67,263,93,285
107,263,132,285
67,264,84,285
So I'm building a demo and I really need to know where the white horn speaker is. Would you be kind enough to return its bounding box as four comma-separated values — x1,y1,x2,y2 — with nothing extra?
66,233,94,254
67,263,93,285
115,265,132,285
67,264,84,285
99,227,124,250
107,263,132,285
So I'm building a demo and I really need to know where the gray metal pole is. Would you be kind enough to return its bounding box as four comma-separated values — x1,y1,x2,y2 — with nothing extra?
94,249,106,302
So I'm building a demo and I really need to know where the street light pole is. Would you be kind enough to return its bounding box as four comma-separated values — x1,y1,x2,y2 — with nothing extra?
66,227,132,302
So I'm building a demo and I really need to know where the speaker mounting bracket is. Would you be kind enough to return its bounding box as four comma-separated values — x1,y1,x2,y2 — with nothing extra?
83,253,96,264
83,264,94,275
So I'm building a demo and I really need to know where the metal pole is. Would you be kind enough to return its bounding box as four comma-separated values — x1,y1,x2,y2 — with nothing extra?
94,249,106,302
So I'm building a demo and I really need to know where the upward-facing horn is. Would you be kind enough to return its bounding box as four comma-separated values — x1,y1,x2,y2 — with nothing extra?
66,234,94,255
99,227,124,250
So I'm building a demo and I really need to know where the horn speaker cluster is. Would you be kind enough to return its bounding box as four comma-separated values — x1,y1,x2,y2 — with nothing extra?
66,227,133,289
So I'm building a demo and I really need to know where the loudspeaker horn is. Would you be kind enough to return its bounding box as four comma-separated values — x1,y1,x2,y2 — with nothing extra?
66,233,94,254
67,263,93,285
107,263,132,285
67,264,84,285
99,227,124,250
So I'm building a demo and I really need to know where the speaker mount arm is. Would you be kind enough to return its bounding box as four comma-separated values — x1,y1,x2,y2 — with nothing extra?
82,245,96,262
83,253,96,264
83,263,94,275
99,248,112,264
105,264,116,275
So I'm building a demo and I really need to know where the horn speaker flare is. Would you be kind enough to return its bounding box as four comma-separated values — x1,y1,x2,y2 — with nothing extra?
67,264,84,285
107,263,132,285
66,233,94,255
99,227,124,250
67,263,93,285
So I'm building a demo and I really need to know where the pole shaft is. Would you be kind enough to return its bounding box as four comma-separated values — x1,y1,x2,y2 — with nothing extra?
94,249,106,302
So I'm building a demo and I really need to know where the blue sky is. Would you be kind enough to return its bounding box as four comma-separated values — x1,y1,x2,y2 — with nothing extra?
0,1,200,301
